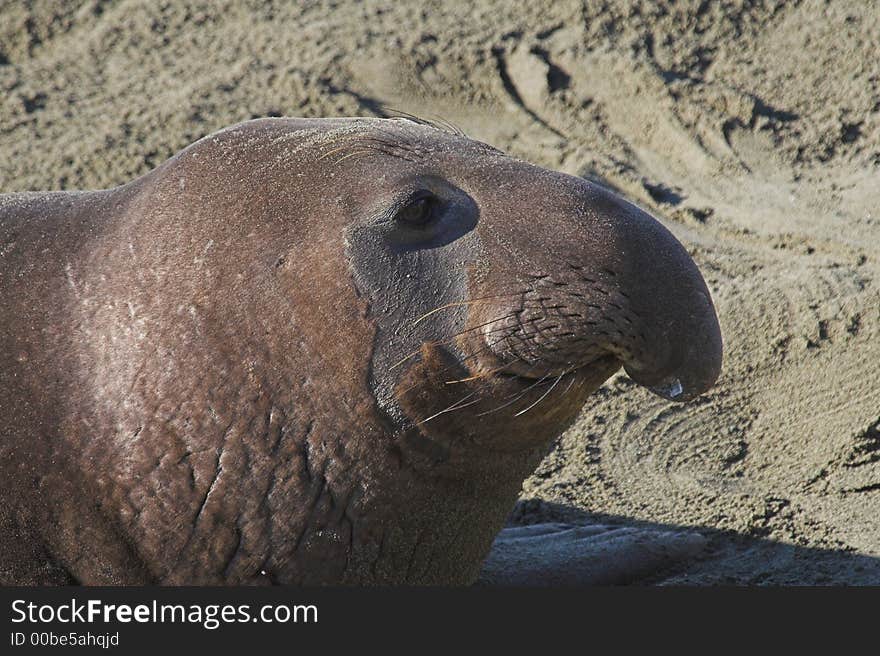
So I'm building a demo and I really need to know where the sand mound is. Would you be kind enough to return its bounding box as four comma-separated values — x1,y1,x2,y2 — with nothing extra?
2,0,878,583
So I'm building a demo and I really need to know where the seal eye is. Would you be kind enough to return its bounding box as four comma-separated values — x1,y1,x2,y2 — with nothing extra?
395,194,437,227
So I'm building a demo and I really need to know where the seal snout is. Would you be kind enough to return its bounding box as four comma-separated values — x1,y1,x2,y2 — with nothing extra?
472,178,723,404
561,186,725,403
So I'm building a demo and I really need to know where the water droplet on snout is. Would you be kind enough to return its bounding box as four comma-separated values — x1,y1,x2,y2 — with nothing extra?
652,377,683,400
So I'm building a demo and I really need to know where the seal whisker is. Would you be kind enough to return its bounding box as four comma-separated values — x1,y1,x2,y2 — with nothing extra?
392,332,519,398
388,310,520,373
316,139,404,163
391,320,538,400
316,145,352,161
512,371,570,418
388,347,431,372
317,135,417,164
443,358,523,385
382,107,468,138
413,300,495,327
345,127,431,163
346,137,423,164
398,315,563,390
475,372,555,417
358,134,425,159
416,391,479,425
411,291,529,327
333,150,376,165
560,373,578,398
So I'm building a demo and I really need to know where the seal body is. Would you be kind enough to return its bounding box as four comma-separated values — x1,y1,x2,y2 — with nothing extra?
0,118,721,585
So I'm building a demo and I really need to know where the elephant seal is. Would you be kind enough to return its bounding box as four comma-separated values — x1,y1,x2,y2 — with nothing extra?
0,117,722,585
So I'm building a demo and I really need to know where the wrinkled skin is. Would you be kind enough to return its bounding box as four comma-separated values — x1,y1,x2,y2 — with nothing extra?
0,118,721,585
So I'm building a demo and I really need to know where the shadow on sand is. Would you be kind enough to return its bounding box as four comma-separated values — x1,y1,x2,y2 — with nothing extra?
484,498,880,586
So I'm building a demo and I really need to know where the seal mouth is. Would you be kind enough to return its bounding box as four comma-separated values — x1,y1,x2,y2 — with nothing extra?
494,354,622,386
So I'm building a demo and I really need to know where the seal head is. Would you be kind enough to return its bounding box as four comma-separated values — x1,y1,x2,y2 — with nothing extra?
340,118,722,453
0,117,721,585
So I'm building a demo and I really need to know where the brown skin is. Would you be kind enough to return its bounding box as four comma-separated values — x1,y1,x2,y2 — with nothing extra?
0,118,722,585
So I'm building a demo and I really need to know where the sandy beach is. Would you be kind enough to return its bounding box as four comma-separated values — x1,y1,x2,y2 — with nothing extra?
1,0,878,584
